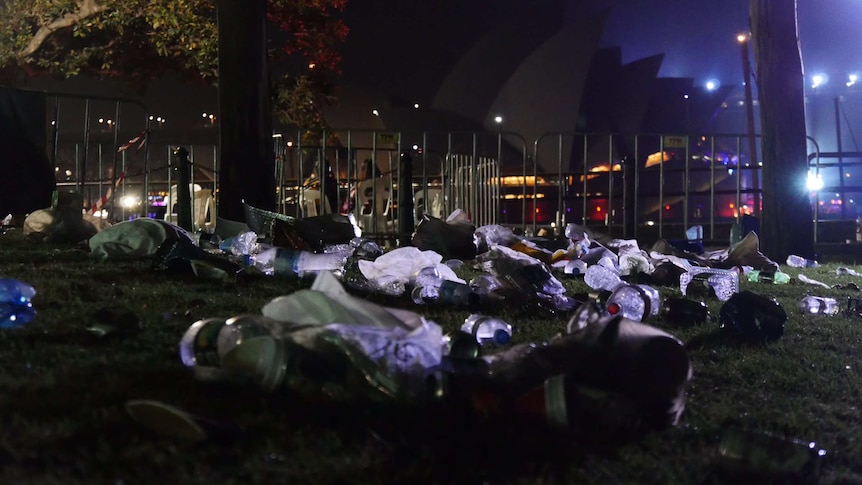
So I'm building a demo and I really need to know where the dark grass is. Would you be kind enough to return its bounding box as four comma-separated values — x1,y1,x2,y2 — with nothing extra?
1,228,862,484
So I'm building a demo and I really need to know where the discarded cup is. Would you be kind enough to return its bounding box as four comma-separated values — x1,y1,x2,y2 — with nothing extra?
660,297,710,325
460,314,513,346
718,291,787,343
799,296,840,315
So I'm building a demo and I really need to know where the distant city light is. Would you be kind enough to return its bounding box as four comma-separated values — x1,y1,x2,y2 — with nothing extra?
412,144,419,150
812,74,827,89
120,195,138,209
683,94,689,99
372,109,379,116
706,80,718,91
848,74,858,87
202,112,208,118
494,115,503,124
413,103,420,109
736,33,747,43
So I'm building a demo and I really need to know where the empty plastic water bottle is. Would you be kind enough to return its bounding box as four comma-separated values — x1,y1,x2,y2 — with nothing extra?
786,254,819,268
605,284,660,322
220,231,260,256
245,247,346,277
564,259,588,276
836,267,861,276
800,296,840,315
0,278,36,328
718,427,826,482
460,314,512,345
584,264,623,292
679,267,739,301
413,280,479,307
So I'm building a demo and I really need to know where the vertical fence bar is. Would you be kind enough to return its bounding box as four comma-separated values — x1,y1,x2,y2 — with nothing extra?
658,136,665,239
683,135,690,234
709,136,716,241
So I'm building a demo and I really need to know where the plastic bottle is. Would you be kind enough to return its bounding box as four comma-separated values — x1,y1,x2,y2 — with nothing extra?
584,264,623,292
0,278,36,328
468,274,504,298
605,284,660,322
679,266,739,301
799,296,840,315
245,247,345,277
413,280,479,307
660,297,710,325
719,290,787,343
564,259,588,276
747,270,791,284
717,427,826,482
220,231,259,256
460,314,513,345
785,254,819,268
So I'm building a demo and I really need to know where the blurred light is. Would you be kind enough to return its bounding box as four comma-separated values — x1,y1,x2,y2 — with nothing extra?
413,103,420,109
848,74,858,87
412,144,419,150
806,172,824,191
98,118,104,123
737,33,747,43
308,62,315,70
812,74,827,89
683,94,689,99
148,115,154,120
65,169,72,177
202,112,208,118
371,109,379,116
646,220,655,226
286,141,294,148
494,115,503,124
120,195,138,209
50,120,55,126
706,80,718,91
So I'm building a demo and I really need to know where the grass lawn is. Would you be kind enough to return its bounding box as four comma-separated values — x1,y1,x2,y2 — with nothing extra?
1,226,861,484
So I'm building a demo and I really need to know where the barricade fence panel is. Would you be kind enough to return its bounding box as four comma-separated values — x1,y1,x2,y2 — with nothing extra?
42,113,857,246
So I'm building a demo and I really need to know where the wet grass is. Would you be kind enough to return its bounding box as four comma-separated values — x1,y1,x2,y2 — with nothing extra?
1,227,862,484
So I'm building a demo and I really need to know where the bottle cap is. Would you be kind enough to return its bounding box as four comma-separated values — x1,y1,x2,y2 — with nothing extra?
179,318,227,367
493,328,511,345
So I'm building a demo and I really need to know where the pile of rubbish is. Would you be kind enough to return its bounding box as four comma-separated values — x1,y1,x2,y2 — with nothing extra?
3,205,846,479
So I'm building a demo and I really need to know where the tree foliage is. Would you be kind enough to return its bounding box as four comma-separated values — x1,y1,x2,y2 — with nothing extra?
0,0,348,127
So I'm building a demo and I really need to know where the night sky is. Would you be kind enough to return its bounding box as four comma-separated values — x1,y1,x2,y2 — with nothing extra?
341,0,862,95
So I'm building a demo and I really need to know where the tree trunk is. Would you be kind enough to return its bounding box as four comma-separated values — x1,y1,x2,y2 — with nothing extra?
750,0,814,260
216,0,275,222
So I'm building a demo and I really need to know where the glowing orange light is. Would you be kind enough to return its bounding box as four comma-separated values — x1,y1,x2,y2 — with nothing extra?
596,206,602,212
729,203,735,209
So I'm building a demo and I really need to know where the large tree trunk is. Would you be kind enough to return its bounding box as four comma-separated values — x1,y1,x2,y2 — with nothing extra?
750,0,814,260
216,0,275,222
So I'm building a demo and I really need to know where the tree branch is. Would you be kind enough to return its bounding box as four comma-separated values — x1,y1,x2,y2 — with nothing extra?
17,0,108,61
